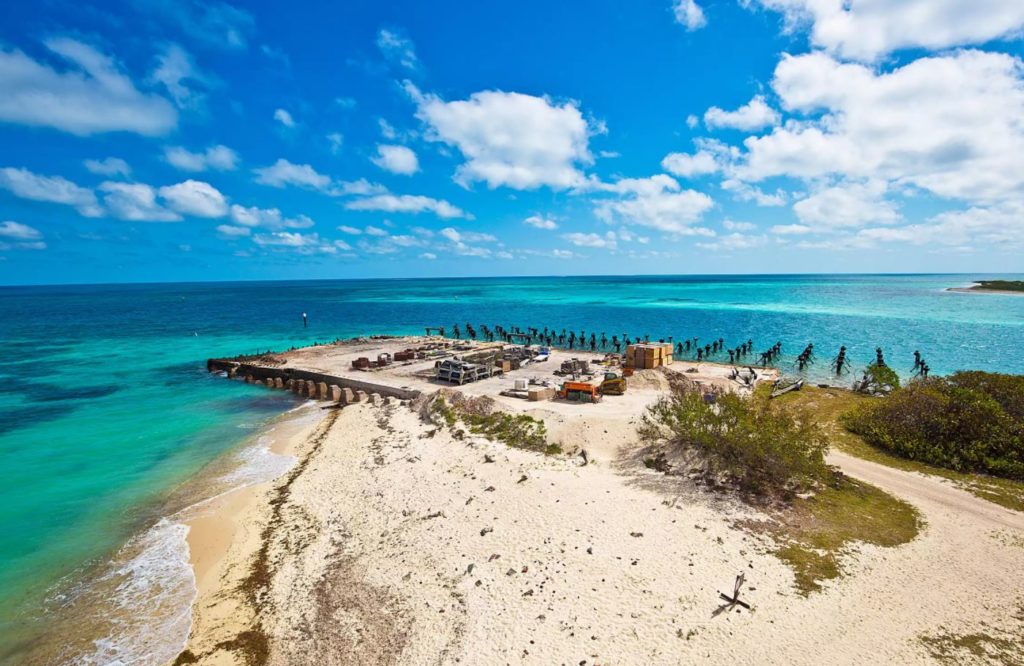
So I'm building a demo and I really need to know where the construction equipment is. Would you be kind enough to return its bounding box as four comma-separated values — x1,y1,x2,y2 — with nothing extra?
435,358,494,384
598,371,627,396
558,381,602,403
624,343,674,369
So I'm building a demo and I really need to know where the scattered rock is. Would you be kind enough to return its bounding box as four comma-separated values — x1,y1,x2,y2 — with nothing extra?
480,527,494,536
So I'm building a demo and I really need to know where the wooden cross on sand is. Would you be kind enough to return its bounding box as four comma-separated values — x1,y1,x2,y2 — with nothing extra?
718,572,751,610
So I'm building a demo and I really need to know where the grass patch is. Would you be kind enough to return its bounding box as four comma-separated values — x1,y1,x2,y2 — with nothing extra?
429,395,559,455
463,411,560,455
753,473,920,595
921,613,1024,666
767,385,1024,513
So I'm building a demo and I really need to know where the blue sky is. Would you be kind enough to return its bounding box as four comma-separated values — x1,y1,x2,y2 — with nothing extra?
1,0,1023,284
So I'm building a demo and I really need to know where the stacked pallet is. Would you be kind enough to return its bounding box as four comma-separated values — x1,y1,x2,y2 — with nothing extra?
624,343,674,369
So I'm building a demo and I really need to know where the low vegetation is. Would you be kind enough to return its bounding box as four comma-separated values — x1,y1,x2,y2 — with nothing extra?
762,475,920,595
641,382,920,593
842,371,1024,481
855,363,900,395
770,384,1024,512
921,605,1024,666
971,280,1024,292
641,387,830,499
428,394,559,455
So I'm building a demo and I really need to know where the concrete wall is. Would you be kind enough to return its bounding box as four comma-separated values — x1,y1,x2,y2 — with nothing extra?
207,358,421,401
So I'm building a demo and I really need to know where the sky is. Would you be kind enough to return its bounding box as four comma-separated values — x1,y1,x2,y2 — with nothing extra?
1,0,1023,285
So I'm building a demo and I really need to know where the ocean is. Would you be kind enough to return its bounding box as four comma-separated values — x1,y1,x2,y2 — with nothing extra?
0,273,1021,663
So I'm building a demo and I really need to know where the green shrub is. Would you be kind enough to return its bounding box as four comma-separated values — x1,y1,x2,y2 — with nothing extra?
642,389,830,497
842,372,1024,480
857,364,901,394
463,411,556,454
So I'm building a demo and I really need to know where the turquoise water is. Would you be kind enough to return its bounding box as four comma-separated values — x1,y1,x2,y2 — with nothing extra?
0,274,1022,662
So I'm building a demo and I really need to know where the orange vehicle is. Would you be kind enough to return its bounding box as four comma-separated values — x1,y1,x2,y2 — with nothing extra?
558,381,602,403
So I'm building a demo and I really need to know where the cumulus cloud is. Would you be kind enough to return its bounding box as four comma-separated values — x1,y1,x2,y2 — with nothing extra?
345,193,470,219
216,224,251,237
0,221,43,241
371,144,419,175
524,215,558,230
697,233,767,251
0,38,177,136
158,180,228,218
594,175,715,234
740,50,1024,206
563,231,618,249
100,182,180,221
229,204,313,229
704,95,780,131
377,28,418,70
673,0,707,31
770,223,813,235
0,167,102,217
793,181,901,230
439,227,496,243
84,157,131,178
151,43,208,109
327,132,344,154
750,0,1024,61
273,108,296,127
409,83,595,190
254,159,331,189
720,179,787,206
254,231,351,254
165,145,239,172
661,150,720,177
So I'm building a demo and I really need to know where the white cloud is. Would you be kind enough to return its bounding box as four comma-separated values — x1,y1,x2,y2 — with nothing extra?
253,231,349,254
100,182,180,222
371,144,419,175
673,0,707,31
84,157,131,178
365,225,389,237
158,180,228,218
740,50,1024,205
594,174,715,234
704,95,780,131
524,215,558,230
771,224,813,235
722,220,756,231
419,252,437,260
338,225,362,235
336,178,387,196
164,145,239,172
439,227,496,243
378,118,398,139
273,108,296,127
0,167,102,217
254,159,331,189
793,181,901,230
661,150,719,177
563,231,618,249
149,0,255,51
229,204,313,229
327,132,344,154
409,83,595,190
720,179,787,206
151,43,207,109
697,232,767,251
0,221,42,240
750,0,1024,61
376,29,418,70
0,38,177,136
345,193,470,219
216,224,251,237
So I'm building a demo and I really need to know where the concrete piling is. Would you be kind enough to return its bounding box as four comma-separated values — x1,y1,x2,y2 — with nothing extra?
330,385,342,402
317,382,329,400
342,388,355,404
306,380,316,397
274,377,284,389
355,390,368,403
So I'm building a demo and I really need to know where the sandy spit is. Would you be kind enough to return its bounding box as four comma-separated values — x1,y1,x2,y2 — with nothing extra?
177,399,1024,665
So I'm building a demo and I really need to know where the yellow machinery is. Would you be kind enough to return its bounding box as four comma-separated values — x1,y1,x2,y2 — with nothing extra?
598,371,627,396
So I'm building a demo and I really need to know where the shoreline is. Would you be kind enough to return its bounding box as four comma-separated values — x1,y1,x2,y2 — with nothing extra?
947,286,1024,295
176,336,1024,664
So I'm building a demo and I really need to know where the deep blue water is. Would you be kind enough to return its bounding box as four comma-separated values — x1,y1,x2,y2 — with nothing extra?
0,273,1021,663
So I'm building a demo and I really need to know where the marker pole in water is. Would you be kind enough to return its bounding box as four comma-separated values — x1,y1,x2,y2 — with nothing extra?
302,312,308,328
